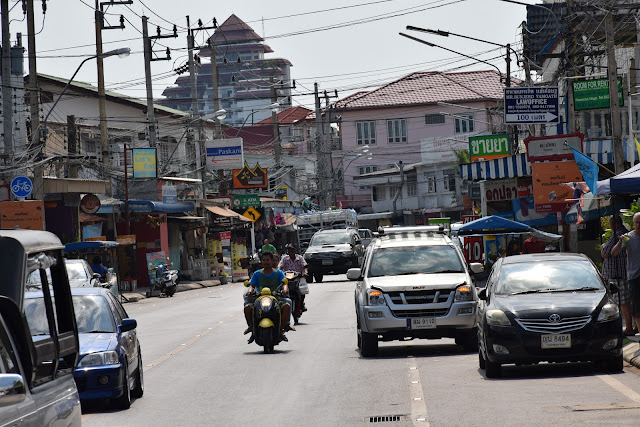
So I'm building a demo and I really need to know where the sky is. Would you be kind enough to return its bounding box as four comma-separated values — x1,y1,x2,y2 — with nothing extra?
5,0,532,111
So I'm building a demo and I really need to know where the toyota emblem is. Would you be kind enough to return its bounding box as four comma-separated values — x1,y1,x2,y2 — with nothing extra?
548,314,561,323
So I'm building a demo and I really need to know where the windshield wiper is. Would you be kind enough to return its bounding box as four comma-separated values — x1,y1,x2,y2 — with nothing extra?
430,269,464,274
509,289,552,295
82,330,114,334
546,287,601,293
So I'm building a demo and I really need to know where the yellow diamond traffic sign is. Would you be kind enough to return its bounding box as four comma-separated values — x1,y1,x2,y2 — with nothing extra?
242,206,261,223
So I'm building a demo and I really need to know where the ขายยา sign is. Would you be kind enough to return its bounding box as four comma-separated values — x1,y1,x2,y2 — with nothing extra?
532,161,583,213
469,134,510,162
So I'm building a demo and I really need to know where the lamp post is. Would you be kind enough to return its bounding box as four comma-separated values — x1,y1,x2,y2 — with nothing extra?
332,145,373,207
42,47,130,141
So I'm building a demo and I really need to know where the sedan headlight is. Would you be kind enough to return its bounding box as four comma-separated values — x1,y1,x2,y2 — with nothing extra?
78,351,119,368
367,289,385,306
486,309,511,326
597,303,620,322
454,284,472,302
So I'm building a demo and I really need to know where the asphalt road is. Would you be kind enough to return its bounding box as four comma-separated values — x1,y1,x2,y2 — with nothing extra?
82,275,640,426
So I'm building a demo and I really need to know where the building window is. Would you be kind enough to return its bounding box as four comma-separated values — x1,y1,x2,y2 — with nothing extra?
387,119,407,143
425,114,445,125
407,182,417,197
84,140,97,154
356,121,376,145
373,185,386,201
358,165,378,175
158,143,170,164
443,174,457,192
426,175,436,193
454,115,474,133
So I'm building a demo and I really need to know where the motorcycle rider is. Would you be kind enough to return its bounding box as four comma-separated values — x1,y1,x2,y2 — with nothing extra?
278,244,307,312
244,251,295,342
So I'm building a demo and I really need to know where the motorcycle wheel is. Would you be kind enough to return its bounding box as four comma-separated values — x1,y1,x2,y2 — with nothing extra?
259,327,275,354
167,285,176,297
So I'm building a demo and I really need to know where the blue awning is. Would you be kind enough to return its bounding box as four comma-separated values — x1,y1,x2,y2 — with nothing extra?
65,241,119,252
455,215,562,242
460,154,530,181
125,200,196,214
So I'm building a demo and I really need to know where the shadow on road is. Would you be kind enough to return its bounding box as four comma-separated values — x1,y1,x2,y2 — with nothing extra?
479,361,625,380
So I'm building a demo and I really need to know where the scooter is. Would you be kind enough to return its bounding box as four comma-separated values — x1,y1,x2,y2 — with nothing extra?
284,270,304,325
152,262,178,297
245,283,287,353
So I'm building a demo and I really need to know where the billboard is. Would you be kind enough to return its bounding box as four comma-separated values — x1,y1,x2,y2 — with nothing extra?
572,77,623,110
232,162,268,189
469,134,510,162
132,148,157,178
532,161,583,213
205,138,243,170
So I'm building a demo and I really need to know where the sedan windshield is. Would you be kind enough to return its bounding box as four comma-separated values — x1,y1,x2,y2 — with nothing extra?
311,233,350,245
368,246,464,277
24,295,115,335
495,260,604,295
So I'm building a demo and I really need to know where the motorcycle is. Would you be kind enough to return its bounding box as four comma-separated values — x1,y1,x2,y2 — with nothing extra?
284,270,305,325
245,283,287,353
151,262,178,297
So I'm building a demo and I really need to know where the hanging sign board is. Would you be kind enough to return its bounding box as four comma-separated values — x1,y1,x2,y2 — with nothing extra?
524,132,584,162
231,194,261,209
232,162,268,189
504,87,559,124
132,148,157,178
0,200,44,230
205,138,244,170
469,134,510,162
572,77,623,110
531,161,583,213
162,185,178,204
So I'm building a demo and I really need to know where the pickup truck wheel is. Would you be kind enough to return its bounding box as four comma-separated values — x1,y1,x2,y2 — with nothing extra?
360,330,378,357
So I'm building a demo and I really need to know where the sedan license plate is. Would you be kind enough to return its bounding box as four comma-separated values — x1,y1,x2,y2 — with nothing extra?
407,318,436,330
321,259,333,265
541,334,571,349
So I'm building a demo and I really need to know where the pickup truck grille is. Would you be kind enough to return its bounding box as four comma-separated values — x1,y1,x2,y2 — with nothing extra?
387,290,454,304
392,308,450,318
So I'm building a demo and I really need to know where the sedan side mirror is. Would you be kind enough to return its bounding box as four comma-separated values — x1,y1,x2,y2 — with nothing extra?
120,318,137,333
346,268,362,281
478,288,487,300
0,374,26,406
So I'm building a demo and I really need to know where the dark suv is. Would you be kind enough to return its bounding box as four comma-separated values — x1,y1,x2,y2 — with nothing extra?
303,229,365,282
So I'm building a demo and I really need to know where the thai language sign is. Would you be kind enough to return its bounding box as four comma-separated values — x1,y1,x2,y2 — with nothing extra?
0,200,44,230
205,138,243,170
572,77,623,110
524,132,584,162
132,148,157,178
504,86,559,124
469,134,510,162
531,161,583,213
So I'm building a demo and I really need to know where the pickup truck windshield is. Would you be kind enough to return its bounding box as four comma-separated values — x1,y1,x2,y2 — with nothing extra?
310,233,350,245
369,246,464,277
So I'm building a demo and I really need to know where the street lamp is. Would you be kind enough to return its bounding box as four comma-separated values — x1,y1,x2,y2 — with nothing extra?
41,47,131,140
237,102,280,130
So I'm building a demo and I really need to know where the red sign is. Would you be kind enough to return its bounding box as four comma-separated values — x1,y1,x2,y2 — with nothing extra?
524,132,584,162
461,215,483,264
80,194,101,214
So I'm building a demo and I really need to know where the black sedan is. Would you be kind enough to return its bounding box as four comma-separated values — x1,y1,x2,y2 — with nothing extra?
477,253,623,378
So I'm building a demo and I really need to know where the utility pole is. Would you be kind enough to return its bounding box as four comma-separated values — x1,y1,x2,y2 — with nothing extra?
605,7,624,173
323,90,338,206
26,0,43,198
1,0,13,158
270,76,281,170
187,16,205,198
67,115,78,178
314,83,326,209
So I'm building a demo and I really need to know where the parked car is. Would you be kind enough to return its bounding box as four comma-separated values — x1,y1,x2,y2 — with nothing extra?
349,225,484,357
24,287,143,409
27,258,101,288
358,228,374,248
303,228,365,282
0,230,81,426
477,253,623,378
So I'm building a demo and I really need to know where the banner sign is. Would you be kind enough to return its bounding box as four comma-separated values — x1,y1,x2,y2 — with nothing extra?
146,251,167,287
573,77,623,110
469,134,510,162
531,161,583,213
0,200,44,230
205,138,243,170
524,132,584,162
231,194,261,209
132,148,157,178
232,162,268,189
462,215,483,264
162,185,178,204
231,237,248,281
504,86,559,124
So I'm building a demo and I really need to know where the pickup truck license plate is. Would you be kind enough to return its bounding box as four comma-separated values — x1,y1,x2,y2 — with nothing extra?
321,259,333,265
541,334,571,349
407,318,436,330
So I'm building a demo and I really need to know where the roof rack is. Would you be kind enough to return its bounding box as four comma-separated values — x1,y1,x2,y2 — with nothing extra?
378,225,446,235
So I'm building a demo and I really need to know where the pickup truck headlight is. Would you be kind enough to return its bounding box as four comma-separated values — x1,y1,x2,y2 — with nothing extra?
367,289,385,306
597,303,620,322
454,284,472,302
78,351,119,367
486,309,511,326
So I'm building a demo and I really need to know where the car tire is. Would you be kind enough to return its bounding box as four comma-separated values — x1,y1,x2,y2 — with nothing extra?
314,273,323,283
114,362,131,409
131,350,144,398
602,355,623,373
360,330,378,357
478,350,486,369
457,329,479,352
485,359,501,378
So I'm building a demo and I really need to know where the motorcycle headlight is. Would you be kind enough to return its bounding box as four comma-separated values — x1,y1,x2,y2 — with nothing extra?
597,303,620,322
486,309,511,326
285,272,295,280
260,297,273,309
454,284,472,302
78,351,119,368
367,289,385,306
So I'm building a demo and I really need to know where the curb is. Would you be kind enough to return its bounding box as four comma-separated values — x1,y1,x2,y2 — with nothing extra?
623,337,640,368
119,279,224,303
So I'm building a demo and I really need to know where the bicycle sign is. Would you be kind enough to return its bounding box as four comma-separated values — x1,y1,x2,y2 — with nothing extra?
11,176,33,199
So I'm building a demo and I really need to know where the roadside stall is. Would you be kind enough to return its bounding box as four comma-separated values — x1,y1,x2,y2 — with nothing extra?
63,240,120,294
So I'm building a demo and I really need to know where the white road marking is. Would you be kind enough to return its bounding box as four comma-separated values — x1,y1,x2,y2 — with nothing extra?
407,358,430,425
597,374,640,402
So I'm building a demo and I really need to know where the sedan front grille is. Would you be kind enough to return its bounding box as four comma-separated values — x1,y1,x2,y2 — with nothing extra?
515,315,592,333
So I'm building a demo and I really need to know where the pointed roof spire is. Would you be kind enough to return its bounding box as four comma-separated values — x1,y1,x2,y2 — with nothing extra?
211,14,263,45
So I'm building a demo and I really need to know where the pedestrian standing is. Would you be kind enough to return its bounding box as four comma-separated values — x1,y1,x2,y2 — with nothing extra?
602,214,633,335
612,212,640,335
522,234,546,254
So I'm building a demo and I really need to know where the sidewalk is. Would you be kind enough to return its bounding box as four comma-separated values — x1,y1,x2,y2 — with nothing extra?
623,335,640,369
118,278,225,302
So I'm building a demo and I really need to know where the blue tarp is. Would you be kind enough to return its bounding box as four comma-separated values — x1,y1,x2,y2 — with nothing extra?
455,215,562,242
596,162,640,195
124,200,195,214
64,241,119,252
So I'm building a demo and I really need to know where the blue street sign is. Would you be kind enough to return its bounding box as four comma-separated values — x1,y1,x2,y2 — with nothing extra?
10,176,33,198
504,87,559,125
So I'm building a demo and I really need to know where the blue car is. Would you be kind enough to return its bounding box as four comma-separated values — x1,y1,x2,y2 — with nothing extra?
24,287,143,409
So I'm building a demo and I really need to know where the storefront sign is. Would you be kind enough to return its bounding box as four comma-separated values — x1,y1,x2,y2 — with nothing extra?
524,132,584,162
132,148,157,178
232,162,268,189
462,215,483,264
80,194,101,213
231,238,248,280
162,185,178,204
484,179,518,202
116,235,136,245
532,161,583,213
0,200,44,230
573,77,623,110
469,134,510,162
220,231,231,247
231,194,261,209
420,135,469,165
504,86,559,124
205,138,243,170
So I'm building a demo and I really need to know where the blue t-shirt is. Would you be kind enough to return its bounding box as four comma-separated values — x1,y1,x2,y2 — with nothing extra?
91,263,108,278
249,269,285,291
